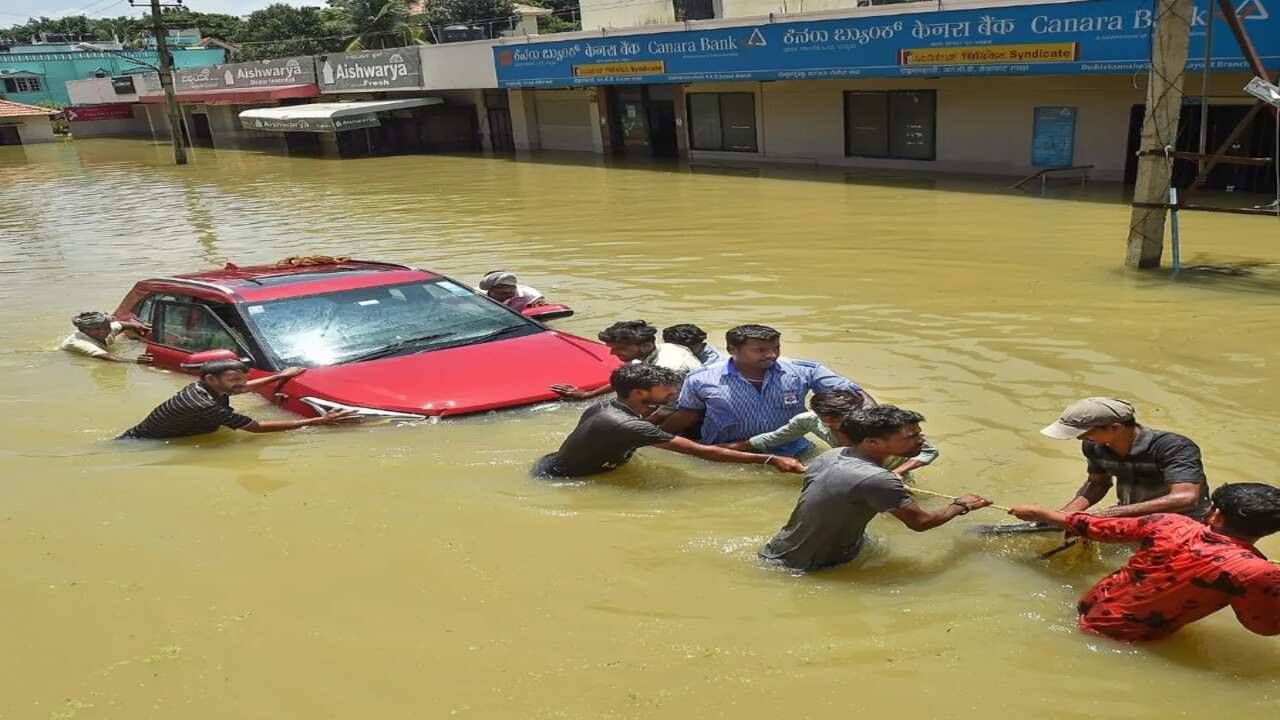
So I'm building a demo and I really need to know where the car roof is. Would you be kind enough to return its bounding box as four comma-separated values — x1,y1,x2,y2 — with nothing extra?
148,260,443,303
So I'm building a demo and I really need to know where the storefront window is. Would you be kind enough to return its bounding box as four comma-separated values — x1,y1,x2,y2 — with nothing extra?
844,90,936,161
687,92,757,153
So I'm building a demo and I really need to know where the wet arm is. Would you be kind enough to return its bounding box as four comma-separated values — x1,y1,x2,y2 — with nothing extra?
1092,482,1201,518
1231,567,1280,636
890,500,970,532
656,437,803,472
660,409,703,436
745,414,817,451
1010,507,1149,543
1060,471,1112,513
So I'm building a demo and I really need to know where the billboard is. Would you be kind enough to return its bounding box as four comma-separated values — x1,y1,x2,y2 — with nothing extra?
493,0,1280,87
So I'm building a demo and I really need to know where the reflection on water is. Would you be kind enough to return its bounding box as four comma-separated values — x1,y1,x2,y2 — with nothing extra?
1,139,1278,718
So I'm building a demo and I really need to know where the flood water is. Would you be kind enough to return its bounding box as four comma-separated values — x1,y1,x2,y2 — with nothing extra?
2,139,1278,718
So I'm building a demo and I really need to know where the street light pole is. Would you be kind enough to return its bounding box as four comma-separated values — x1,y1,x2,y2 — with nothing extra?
146,0,187,165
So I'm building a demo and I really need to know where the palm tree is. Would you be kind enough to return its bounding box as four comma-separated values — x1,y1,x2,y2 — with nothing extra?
329,0,425,51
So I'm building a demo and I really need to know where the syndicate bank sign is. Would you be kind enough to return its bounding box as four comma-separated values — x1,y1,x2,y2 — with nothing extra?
494,0,1278,86
318,49,424,92
175,57,317,92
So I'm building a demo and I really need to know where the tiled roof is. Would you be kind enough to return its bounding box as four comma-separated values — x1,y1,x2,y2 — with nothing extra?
0,98,56,118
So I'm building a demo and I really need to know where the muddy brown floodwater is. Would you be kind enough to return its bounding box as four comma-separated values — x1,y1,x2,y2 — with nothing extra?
2,139,1278,719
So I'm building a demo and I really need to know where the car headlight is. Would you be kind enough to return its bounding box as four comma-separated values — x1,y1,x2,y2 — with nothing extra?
300,396,428,421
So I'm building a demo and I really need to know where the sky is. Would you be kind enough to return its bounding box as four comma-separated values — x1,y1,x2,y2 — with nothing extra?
2,0,306,23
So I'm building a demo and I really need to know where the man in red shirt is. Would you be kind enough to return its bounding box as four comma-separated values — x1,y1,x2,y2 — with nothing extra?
1010,483,1280,643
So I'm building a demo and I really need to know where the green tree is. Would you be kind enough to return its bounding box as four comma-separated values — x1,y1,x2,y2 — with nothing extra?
237,4,347,61
519,0,579,34
421,0,515,36
328,0,425,51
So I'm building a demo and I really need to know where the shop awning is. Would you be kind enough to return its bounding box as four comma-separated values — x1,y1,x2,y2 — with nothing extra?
237,98,442,133
140,84,319,105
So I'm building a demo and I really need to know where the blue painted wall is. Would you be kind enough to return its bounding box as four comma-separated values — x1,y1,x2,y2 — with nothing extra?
0,48,225,107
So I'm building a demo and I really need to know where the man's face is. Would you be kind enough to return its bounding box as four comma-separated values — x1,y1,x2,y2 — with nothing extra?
487,284,517,302
633,384,678,413
729,339,780,372
872,423,926,456
607,341,653,363
817,413,842,431
1079,424,1126,445
83,323,113,342
204,370,249,395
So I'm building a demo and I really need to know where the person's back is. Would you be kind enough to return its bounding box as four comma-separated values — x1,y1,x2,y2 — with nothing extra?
1010,482,1280,642
761,448,910,570
534,399,671,478
1069,512,1279,642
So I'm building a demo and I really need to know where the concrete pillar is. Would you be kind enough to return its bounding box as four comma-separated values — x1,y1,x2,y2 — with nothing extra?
509,88,541,151
1125,0,1193,269
673,84,689,157
586,89,605,155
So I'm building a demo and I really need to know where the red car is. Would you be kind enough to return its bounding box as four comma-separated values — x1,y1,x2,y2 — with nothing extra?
112,260,619,419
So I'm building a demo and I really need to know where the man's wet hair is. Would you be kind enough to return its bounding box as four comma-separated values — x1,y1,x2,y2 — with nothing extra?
610,363,682,397
810,389,867,418
663,324,708,348
1211,483,1280,537
199,359,249,379
72,311,113,332
599,320,658,345
839,405,925,443
726,324,780,348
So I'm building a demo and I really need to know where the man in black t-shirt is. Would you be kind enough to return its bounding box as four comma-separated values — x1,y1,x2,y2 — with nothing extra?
534,364,805,478
1040,397,1211,519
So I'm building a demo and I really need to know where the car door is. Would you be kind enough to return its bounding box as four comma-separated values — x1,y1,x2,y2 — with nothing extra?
148,299,254,372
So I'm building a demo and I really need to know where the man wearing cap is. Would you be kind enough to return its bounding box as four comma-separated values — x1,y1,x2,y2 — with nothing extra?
478,271,546,312
1041,397,1211,519
60,311,151,363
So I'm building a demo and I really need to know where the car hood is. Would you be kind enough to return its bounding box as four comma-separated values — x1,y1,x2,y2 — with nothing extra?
284,331,619,416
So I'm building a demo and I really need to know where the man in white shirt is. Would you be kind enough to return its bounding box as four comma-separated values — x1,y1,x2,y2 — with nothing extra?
551,320,702,400
478,271,546,312
60,311,151,364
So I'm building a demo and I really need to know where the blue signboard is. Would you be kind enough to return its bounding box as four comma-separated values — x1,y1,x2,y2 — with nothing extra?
1031,106,1077,167
494,0,1280,87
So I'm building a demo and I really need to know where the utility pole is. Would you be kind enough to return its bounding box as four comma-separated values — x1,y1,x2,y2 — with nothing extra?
140,0,187,165
1125,0,1193,269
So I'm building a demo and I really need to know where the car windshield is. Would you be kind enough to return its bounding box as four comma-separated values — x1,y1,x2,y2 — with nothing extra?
244,279,539,367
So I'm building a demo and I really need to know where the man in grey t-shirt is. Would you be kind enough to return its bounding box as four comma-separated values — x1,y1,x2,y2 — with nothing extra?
534,364,805,479
762,406,991,571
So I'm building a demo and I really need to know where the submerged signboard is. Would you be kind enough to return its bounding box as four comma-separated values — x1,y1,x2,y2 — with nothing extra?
318,49,424,92
241,113,381,132
494,0,1280,87
175,57,316,92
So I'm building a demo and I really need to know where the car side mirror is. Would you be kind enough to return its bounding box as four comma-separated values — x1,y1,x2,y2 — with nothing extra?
179,349,252,370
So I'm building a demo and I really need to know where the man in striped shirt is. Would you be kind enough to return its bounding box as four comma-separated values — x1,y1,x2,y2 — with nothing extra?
120,360,354,440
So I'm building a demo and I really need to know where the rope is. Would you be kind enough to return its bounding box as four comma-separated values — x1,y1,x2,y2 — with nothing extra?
908,486,1012,513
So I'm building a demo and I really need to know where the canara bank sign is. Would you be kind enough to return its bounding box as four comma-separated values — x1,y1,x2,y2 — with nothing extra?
493,0,1278,86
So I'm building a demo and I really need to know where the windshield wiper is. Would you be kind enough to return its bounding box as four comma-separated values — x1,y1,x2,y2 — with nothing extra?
465,325,532,343
345,333,456,363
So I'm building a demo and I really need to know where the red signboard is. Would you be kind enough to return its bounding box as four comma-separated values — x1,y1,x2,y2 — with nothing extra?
65,104,136,122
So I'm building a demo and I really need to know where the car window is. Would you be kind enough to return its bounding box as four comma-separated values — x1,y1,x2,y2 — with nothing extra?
154,301,245,355
245,280,538,367
133,293,178,324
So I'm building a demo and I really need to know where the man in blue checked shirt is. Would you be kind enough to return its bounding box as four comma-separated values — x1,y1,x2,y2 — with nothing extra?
660,324,861,457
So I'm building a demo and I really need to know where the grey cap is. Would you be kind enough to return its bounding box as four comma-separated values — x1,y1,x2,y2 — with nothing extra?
479,271,517,290
1041,397,1136,440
